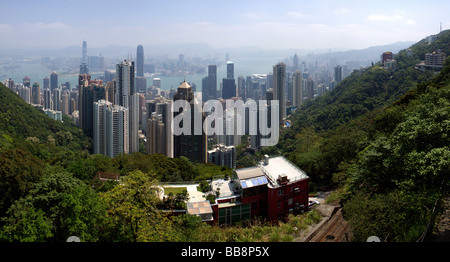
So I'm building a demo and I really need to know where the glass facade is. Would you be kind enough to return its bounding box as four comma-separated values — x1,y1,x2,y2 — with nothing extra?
218,203,251,225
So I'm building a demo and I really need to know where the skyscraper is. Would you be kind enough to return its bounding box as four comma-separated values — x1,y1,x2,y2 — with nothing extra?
292,70,303,107
227,61,234,79
61,90,69,115
79,78,106,136
147,112,167,156
50,71,58,91
107,104,129,157
43,77,49,90
80,41,89,75
173,81,207,163
207,144,236,169
204,65,217,101
306,78,314,100
80,63,89,75
93,99,111,156
115,60,139,153
93,99,129,158
23,76,31,87
201,76,209,103
237,76,245,99
222,78,236,99
145,96,173,157
135,76,147,93
128,93,140,153
222,61,236,99
82,40,87,64
115,60,135,107
334,65,343,84
273,62,286,124
43,88,51,109
136,45,144,77
51,87,61,111
78,74,91,128
293,53,299,70
18,85,31,104
32,82,40,105
178,54,184,71
136,45,147,93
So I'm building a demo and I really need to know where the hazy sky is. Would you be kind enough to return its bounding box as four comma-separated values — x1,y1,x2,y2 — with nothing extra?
1,0,449,50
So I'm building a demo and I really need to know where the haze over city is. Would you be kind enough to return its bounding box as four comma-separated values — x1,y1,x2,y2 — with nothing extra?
1,0,449,51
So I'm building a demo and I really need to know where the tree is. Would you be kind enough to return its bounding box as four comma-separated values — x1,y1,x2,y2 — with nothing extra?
0,169,107,242
343,84,449,241
343,191,408,242
0,149,45,216
0,206,53,242
99,170,177,241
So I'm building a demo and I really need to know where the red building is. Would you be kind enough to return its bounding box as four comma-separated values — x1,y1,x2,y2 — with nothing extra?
205,155,309,225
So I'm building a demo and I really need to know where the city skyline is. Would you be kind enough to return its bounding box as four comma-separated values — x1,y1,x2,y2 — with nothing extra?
1,0,449,51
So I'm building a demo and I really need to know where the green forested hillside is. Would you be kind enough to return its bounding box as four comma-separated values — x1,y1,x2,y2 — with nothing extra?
343,65,449,241
277,29,450,190
0,83,92,162
275,30,450,241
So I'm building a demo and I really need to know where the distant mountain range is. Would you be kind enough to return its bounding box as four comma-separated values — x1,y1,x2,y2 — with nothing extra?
0,41,414,64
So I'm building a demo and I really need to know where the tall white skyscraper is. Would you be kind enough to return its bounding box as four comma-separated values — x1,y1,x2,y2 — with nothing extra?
43,88,51,109
51,87,61,111
115,60,135,107
144,97,173,158
94,99,129,158
108,104,129,157
94,99,111,155
115,60,139,154
128,93,140,153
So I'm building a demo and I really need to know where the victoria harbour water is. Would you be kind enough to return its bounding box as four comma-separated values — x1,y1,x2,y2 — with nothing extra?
1,54,282,92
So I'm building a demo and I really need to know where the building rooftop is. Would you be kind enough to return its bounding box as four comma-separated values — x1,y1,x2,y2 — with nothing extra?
211,178,240,199
235,166,264,180
178,80,191,89
260,156,308,187
187,201,213,216
186,201,213,222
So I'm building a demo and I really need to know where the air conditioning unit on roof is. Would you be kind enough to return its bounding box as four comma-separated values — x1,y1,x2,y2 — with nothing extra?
278,174,289,185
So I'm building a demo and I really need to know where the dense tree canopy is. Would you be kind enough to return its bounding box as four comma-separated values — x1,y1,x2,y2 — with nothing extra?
1,169,107,242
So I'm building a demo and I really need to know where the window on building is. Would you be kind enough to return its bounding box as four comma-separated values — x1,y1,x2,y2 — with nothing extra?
278,189,283,196
288,198,293,205
218,203,251,225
